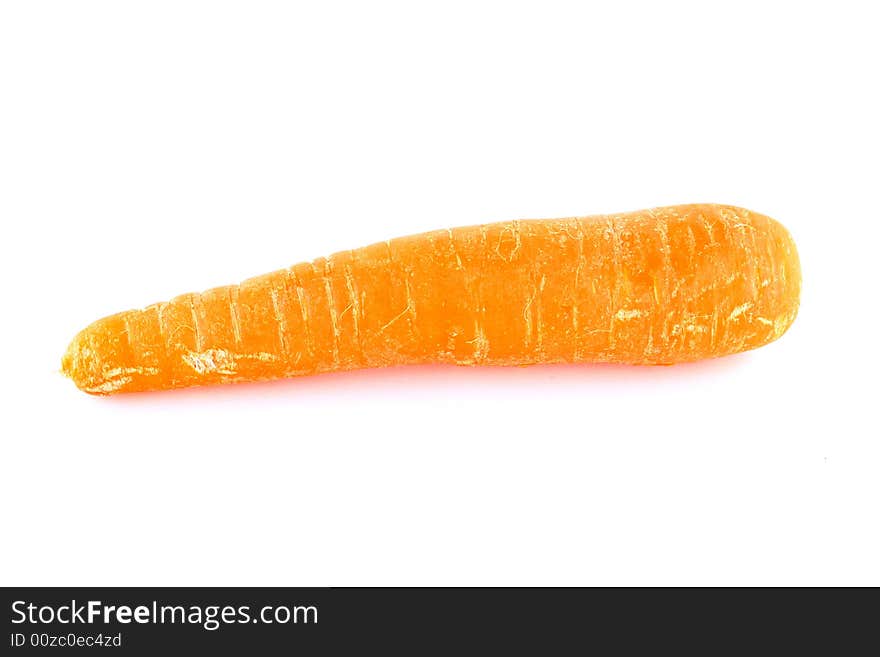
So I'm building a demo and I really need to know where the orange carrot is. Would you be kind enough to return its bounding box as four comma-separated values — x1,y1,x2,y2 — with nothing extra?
62,204,800,394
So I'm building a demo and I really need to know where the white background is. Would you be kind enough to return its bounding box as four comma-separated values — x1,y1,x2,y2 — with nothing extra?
1,1,877,586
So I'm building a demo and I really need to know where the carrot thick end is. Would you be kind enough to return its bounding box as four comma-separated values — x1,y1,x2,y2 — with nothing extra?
763,214,802,346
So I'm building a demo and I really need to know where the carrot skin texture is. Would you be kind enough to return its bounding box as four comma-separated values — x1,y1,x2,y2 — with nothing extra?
62,204,801,394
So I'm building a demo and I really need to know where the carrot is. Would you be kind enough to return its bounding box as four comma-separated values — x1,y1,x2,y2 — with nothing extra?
62,204,800,395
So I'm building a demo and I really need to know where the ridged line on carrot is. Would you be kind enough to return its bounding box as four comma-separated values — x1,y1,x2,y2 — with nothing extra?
62,204,801,395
